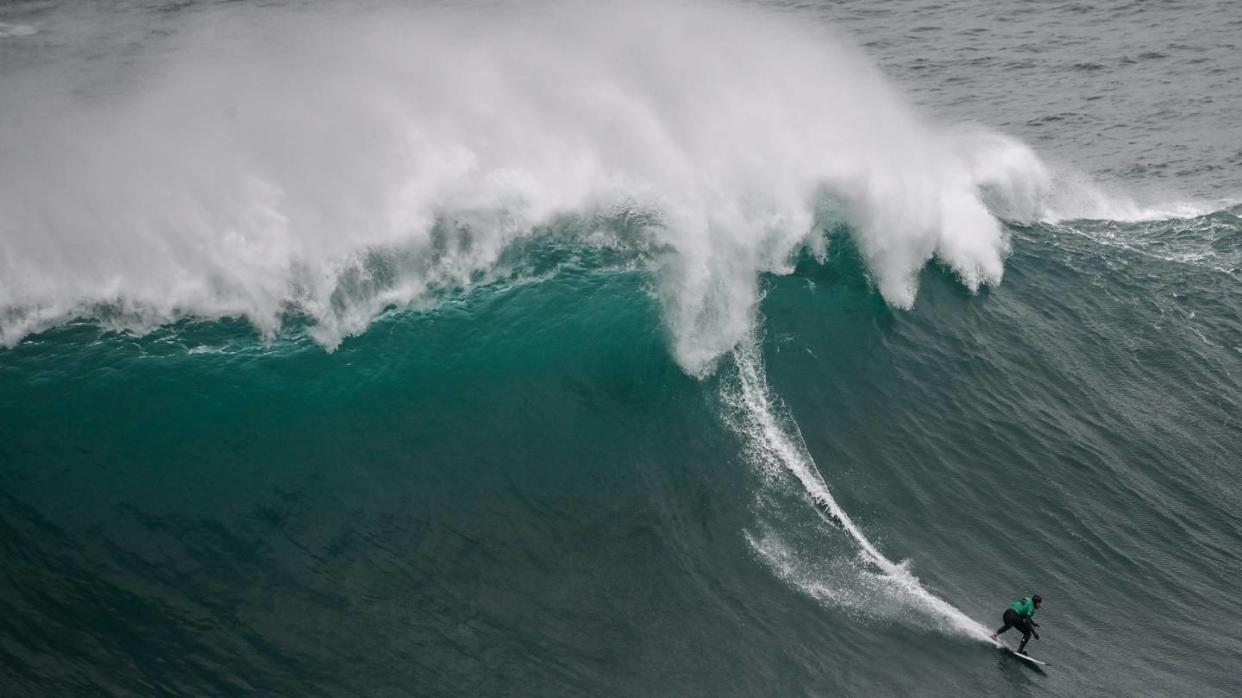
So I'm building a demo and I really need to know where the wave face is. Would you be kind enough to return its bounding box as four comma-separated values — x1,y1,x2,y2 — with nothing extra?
3,212,1239,695
2,0,1241,696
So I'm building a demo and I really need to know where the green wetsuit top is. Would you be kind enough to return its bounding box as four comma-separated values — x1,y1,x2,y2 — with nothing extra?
1010,597,1037,618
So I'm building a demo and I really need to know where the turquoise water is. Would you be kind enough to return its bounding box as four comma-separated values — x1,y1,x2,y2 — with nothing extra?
2,1,1241,695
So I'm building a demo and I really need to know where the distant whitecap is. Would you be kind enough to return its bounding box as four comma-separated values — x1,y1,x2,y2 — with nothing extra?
0,23,37,38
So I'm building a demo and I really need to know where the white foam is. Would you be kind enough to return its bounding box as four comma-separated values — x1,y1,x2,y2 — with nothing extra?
0,0,1163,366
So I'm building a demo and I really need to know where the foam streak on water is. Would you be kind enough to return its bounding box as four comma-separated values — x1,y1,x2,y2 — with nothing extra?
727,336,993,642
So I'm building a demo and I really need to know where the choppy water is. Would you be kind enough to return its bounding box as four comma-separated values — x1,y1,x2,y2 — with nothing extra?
2,0,1240,695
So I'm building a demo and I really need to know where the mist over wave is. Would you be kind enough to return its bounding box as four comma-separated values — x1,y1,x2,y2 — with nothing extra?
0,0,1116,372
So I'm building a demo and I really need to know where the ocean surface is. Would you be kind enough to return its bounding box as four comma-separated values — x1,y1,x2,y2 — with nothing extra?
2,0,1240,695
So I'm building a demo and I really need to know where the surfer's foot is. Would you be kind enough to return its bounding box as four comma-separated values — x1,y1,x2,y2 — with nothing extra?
989,633,998,642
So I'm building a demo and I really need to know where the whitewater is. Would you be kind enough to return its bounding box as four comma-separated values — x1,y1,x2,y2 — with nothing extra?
1,0,1152,368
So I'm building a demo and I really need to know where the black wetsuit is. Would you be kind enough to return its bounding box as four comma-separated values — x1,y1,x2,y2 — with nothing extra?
996,608,1035,651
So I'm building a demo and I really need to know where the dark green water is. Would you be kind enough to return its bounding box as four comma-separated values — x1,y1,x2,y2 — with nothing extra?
3,213,1240,695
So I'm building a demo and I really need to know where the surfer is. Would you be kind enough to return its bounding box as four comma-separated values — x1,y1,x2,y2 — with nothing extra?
990,594,1042,654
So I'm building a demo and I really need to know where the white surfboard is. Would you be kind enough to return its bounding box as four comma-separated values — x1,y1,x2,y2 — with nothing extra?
1004,647,1049,666
989,638,1049,666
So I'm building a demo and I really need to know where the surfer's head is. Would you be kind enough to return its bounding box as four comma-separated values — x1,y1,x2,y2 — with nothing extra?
1032,594,1042,608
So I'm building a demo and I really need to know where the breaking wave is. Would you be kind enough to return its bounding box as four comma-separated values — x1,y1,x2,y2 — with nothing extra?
0,0,1164,372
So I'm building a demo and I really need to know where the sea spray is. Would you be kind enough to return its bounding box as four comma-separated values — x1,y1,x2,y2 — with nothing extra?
1,0,1052,371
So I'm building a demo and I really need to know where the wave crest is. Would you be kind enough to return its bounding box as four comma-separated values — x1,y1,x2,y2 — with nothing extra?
0,0,1129,369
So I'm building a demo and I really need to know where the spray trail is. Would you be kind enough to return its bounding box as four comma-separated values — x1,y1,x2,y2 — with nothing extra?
727,336,994,642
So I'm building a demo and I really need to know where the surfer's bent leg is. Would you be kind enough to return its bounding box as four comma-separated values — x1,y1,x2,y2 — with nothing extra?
1015,617,1033,652
995,608,1021,635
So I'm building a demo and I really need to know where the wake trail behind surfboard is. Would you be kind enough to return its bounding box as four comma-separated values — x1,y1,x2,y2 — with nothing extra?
726,337,999,646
